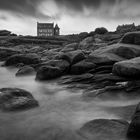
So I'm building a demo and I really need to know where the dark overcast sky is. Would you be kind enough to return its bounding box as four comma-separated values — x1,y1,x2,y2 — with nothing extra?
0,0,139,35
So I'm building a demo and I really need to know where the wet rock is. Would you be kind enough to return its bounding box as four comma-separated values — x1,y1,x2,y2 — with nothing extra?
58,73,94,85
0,88,38,111
93,73,127,83
127,103,140,138
113,57,140,78
16,66,35,76
120,31,140,45
89,65,113,74
36,66,62,80
4,53,41,66
79,119,129,140
70,60,96,75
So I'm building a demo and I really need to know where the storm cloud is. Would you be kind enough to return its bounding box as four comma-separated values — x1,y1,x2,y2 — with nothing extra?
0,0,139,19
0,0,48,18
55,0,140,19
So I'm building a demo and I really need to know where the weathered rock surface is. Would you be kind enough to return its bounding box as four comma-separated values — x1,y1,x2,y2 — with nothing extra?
35,59,70,73
0,88,38,111
79,119,129,140
4,53,41,66
70,60,96,75
61,43,79,52
120,31,140,45
16,66,35,76
0,30,11,36
36,66,62,80
79,37,94,50
56,50,86,65
58,73,94,85
113,57,140,78
89,43,140,65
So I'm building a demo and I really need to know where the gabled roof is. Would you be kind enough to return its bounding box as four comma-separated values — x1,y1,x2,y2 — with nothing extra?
37,22,54,28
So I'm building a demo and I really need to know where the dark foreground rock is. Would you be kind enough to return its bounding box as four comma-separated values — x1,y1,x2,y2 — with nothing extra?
0,88,38,111
35,60,70,73
16,66,35,76
36,66,62,80
4,53,41,66
79,119,129,140
113,57,140,78
70,60,96,75
127,103,140,138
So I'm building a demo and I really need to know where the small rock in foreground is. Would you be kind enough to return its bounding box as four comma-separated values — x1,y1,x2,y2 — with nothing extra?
0,88,38,111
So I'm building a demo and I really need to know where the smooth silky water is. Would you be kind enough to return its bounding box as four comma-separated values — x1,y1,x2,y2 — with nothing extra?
0,64,139,140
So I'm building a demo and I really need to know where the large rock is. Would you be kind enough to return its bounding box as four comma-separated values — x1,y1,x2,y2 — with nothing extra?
36,66,62,80
16,66,35,76
89,43,140,65
0,88,38,111
79,37,94,50
127,103,140,138
113,57,140,78
120,32,140,45
57,50,86,65
70,59,96,75
4,53,41,66
79,119,129,140
35,60,70,73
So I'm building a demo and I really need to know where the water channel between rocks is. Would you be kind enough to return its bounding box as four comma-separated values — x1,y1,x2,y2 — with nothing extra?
0,65,139,140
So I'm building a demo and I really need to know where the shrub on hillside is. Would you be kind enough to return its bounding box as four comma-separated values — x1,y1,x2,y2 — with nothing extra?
94,27,108,35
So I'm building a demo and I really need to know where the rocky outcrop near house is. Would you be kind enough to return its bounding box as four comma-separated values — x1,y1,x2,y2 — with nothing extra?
79,119,129,140
0,88,38,111
0,30,11,36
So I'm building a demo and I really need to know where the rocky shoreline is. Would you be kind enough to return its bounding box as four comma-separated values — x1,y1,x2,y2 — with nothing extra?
0,31,140,139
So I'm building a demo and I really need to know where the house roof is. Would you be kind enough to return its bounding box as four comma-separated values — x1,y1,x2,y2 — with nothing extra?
37,22,54,29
